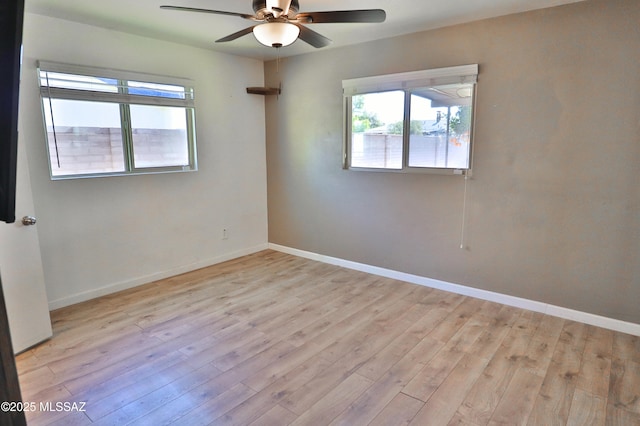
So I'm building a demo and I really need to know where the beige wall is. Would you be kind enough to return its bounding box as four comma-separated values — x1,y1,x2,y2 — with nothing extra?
265,0,640,323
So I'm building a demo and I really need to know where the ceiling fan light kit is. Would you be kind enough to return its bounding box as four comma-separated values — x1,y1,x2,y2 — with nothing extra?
253,22,300,47
161,0,386,49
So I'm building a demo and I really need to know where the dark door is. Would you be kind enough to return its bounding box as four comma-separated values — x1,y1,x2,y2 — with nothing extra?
0,0,28,424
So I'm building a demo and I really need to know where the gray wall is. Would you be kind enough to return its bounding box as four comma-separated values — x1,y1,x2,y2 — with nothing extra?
20,14,269,308
265,0,640,323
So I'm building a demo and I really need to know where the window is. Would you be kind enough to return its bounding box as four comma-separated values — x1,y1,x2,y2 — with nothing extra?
38,61,197,179
343,65,477,173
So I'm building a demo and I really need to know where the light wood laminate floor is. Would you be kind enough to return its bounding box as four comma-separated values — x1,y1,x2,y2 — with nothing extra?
15,250,640,425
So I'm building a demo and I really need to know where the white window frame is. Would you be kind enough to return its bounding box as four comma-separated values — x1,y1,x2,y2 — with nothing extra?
343,64,478,174
38,61,197,180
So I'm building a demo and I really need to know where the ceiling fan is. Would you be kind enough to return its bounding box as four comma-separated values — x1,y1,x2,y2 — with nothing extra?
160,0,386,48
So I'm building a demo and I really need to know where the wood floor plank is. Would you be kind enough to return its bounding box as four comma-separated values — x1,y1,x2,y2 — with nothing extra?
14,250,633,426
576,325,613,398
217,351,334,425
608,358,640,416
17,365,58,396
240,340,326,392
527,321,589,425
168,382,256,426
612,332,640,363
204,354,335,426
132,370,247,425
288,372,373,426
316,297,415,364
89,362,227,425
327,337,437,425
465,305,521,362
566,388,606,426
355,315,436,382
606,402,640,426
278,343,387,415
278,291,433,416
248,404,297,426
45,411,93,426
285,289,387,348
22,384,75,425
519,315,563,378
488,367,544,425
427,297,486,344
80,354,193,421
402,314,488,402
368,393,424,426
452,321,531,425
408,353,490,425
64,341,190,397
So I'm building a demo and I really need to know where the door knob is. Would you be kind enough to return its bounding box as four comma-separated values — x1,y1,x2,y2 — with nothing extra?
21,216,37,226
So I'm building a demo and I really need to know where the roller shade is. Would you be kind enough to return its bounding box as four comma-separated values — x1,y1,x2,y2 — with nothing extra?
343,64,478,96
38,61,195,108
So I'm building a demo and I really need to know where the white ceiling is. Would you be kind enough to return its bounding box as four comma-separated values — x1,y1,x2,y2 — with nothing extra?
25,0,585,61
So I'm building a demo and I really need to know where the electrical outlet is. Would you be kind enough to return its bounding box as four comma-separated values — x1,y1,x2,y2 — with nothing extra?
222,228,228,240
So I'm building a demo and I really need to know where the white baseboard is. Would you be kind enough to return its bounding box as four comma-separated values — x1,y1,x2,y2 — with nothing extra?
269,243,640,337
48,244,269,311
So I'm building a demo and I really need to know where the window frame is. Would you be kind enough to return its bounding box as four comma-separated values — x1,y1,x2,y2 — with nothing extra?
342,64,478,175
37,61,197,180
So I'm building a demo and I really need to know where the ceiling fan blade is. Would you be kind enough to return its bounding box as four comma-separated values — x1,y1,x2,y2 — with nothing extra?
160,5,257,21
296,9,386,24
295,24,332,48
216,26,256,43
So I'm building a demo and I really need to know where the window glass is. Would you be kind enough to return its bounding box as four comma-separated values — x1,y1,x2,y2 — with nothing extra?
408,84,473,169
39,71,118,93
127,81,187,99
350,90,404,169
130,105,190,168
43,99,125,176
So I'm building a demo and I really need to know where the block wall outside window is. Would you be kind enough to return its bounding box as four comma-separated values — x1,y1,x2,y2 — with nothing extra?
38,61,197,179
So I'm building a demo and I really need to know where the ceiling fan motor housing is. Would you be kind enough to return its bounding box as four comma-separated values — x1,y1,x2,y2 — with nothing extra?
253,0,299,19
